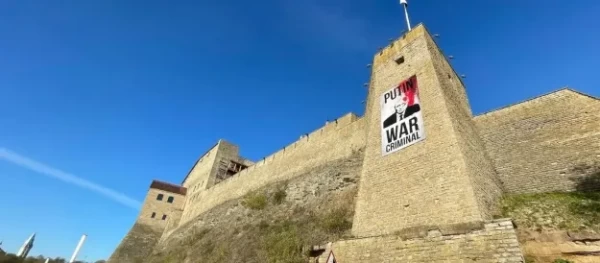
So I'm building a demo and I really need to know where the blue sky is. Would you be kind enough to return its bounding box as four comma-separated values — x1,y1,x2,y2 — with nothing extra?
0,0,598,261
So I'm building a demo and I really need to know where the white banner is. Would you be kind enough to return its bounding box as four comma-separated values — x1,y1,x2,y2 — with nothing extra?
380,75,426,156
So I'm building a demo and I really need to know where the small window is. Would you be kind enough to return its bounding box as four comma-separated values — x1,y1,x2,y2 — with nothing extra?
151,212,156,218
167,196,174,203
157,194,164,201
162,214,167,220
395,56,405,65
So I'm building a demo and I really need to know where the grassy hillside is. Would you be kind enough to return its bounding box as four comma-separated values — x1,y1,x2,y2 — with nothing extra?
501,192,600,233
148,151,363,263
108,222,164,263
501,191,600,263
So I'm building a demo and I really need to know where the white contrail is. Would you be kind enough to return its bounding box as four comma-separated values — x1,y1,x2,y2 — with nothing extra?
0,148,142,210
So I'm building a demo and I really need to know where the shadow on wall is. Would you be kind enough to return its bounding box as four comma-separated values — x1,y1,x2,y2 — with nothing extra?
567,163,600,228
570,163,600,192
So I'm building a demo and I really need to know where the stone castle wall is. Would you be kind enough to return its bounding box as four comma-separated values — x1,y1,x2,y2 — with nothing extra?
137,187,186,229
475,89,600,194
180,140,256,218
109,183,186,263
425,28,504,220
317,219,523,263
178,113,366,226
352,24,500,238
161,209,183,239
182,141,235,218
108,22,599,263
181,142,219,192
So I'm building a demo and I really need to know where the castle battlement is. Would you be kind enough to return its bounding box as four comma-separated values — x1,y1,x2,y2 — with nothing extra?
178,111,365,225
109,23,599,263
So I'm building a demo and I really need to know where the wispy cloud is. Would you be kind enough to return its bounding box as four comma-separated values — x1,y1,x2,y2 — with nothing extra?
280,0,376,51
0,148,141,210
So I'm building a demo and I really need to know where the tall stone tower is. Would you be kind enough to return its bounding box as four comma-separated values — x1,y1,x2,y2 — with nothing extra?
353,24,503,237
108,180,186,263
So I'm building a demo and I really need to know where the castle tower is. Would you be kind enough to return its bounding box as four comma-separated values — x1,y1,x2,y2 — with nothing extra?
352,24,503,237
181,140,251,193
137,180,187,230
108,180,186,263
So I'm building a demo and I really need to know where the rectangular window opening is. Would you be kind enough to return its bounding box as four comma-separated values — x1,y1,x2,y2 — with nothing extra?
167,196,174,203
151,212,156,218
162,214,167,220
157,193,164,201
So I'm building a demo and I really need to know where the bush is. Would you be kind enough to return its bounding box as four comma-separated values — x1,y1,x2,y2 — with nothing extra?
184,227,211,247
319,208,352,234
523,255,536,263
162,250,186,263
272,188,287,204
261,221,305,263
552,259,573,263
258,220,270,231
242,191,268,210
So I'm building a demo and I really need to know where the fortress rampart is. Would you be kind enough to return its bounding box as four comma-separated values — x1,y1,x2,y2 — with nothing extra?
180,113,365,225
108,23,599,263
475,89,600,194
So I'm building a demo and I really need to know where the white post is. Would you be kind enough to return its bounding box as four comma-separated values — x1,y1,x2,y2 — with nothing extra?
69,234,87,263
400,0,412,31
44,258,50,263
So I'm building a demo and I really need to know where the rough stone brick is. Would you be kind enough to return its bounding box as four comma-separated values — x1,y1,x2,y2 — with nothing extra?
475,89,600,194
353,23,502,237
108,183,185,262
316,220,524,262
108,21,598,263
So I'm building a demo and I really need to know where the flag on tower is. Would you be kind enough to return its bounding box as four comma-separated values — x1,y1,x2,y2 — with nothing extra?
400,0,412,30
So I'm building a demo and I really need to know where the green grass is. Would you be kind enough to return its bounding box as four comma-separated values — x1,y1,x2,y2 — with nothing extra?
501,192,600,231
524,255,536,263
182,227,211,247
149,205,355,263
319,208,352,234
272,188,287,205
260,221,306,263
145,156,364,263
154,247,187,263
242,191,268,210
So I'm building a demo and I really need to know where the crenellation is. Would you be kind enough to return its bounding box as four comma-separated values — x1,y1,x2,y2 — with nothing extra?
109,23,598,263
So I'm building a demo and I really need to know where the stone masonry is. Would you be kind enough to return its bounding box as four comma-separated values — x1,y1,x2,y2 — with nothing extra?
108,181,186,263
108,23,598,262
316,219,523,263
353,23,503,238
475,89,600,194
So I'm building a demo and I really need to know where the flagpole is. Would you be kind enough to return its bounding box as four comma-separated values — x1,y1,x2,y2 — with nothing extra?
400,0,412,31
68,234,87,263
